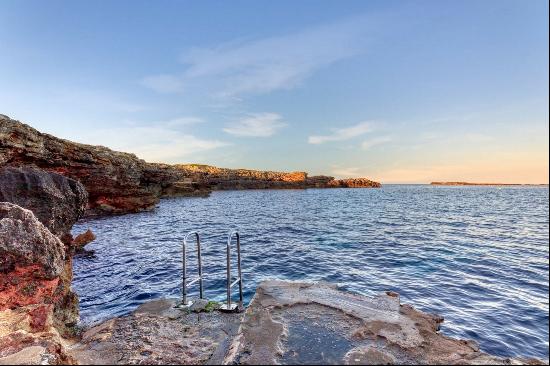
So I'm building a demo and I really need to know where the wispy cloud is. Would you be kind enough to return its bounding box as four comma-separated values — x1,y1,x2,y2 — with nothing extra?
308,121,373,144
141,15,372,98
223,113,287,137
361,135,392,150
140,74,185,93
83,122,227,163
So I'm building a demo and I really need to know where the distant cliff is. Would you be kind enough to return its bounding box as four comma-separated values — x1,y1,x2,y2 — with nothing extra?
1,114,380,216
430,181,545,186
176,164,381,190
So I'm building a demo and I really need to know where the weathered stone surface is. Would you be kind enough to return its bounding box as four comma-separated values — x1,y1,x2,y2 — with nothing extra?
70,298,243,365
0,115,192,216
0,166,88,241
176,164,381,190
224,280,544,365
1,115,380,217
71,229,96,252
0,305,76,365
0,203,65,280
0,203,78,365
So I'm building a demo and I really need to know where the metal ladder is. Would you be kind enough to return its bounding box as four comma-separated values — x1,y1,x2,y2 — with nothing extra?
180,230,244,312
219,230,243,312
181,231,204,307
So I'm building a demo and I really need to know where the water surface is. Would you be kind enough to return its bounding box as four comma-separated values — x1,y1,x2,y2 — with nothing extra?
73,185,549,359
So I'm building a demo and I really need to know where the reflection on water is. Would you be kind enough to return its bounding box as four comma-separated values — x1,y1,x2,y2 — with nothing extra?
73,185,549,359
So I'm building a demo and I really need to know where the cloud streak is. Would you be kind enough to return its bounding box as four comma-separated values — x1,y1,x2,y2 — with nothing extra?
141,15,372,98
361,135,392,150
84,121,227,163
308,121,373,144
223,113,287,137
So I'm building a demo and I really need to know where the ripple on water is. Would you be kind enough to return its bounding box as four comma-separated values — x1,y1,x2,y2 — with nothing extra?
72,185,549,359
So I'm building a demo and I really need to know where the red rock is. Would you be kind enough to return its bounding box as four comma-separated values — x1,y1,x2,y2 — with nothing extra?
71,229,96,251
29,305,51,332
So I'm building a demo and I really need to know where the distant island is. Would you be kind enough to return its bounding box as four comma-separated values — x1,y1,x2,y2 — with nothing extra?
431,181,548,186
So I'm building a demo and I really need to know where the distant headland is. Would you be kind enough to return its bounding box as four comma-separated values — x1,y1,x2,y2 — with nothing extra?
430,181,548,186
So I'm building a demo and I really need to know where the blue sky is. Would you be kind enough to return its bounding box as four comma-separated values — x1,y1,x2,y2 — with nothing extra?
1,0,548,183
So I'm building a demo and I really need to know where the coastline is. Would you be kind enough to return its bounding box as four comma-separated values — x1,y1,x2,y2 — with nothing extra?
1,114,547,365
431,181,549,186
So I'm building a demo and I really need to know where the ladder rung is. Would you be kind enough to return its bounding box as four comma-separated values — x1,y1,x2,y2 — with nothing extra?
230,277,241,288
186,276,201,287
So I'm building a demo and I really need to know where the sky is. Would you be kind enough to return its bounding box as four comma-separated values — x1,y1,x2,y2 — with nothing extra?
0,0,548,183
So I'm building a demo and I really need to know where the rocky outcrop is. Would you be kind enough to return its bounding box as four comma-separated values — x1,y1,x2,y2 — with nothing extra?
0,115,192,216
71,230,96,253
176,164,381,190
1,115,380,217
225,281,544,365
0,203,65,281
66,281,545,365
0,166,88,243
430,181,541,186
71,298,243,365
326,177,382,188
0,203,78,364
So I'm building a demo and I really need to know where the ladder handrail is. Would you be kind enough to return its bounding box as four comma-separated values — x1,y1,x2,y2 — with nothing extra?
182,231,203,306
225,230,243,310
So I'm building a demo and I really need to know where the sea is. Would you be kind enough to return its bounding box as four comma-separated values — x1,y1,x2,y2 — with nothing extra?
72,185,549,359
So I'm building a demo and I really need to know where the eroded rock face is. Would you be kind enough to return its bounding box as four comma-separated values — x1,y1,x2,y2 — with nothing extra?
0,203,65,279
0,116,191,216
0,203,78,365
71,298,243,365
1,115,381,216
0,166,88,242
225,280,543,365
176,164,381,190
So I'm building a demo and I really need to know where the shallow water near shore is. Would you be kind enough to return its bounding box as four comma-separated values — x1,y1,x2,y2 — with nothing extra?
72,185,549,359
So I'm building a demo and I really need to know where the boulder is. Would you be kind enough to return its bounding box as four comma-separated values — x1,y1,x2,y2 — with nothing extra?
71,229,96,252
0,202,65,279
0,166,88,242
0,202,78,337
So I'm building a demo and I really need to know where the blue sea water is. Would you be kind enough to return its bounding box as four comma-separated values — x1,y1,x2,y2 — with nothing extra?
72,185,549,359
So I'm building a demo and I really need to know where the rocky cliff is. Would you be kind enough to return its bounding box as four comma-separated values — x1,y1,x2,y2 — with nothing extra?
1,115,380,217
0,115,193,216
0,203,78,364
177,164,381,190
0,166,88,243
0,166,91,364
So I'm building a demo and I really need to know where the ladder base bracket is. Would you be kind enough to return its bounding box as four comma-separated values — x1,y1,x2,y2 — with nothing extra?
219,303,244,313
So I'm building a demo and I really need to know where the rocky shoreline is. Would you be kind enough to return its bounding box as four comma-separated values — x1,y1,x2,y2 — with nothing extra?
0,113,546,364
1,115,380,217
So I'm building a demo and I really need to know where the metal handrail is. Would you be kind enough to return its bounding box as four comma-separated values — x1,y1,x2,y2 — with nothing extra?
182,231,203,306
220,230,243,312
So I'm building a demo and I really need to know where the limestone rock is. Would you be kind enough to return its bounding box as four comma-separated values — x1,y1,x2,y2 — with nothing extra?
176,164,381,190
71,298,243,365
0,116,192,215
71,229,96,252
0,203,78,365
0,203,78,337
0,166,88,241
1,115,380,218
0,203,65,279
224,280,543,365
